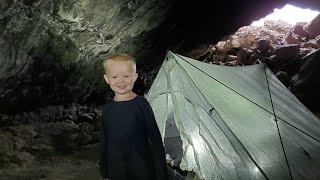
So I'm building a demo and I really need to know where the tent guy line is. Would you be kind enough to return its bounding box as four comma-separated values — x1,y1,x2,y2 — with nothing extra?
175,53,320,144
263,64,294,180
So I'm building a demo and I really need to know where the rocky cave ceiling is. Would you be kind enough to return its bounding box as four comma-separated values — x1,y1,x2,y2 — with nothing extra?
0,0,319,114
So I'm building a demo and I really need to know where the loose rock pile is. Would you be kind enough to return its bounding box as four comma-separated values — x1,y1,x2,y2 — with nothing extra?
187,15,320,113
0,103,101,168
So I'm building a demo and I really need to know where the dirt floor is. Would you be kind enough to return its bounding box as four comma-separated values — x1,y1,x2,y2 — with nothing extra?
0,140,187,180
0,145,101,180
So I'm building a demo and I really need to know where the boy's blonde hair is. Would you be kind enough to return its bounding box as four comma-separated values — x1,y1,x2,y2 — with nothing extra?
103,53,136,73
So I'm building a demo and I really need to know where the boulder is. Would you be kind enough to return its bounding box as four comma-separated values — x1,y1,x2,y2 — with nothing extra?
0,114,16,127
225,55,237,62
79,122,95,135
0,151,34,168
230,36,242,48
248,53,263,65
285,32,302,44
301,39,319,49
212,55,223,62
232,26,257,47
274,44,300,59
276,71,290,86
216,40,232,52
237,48,248,64
258,27,282,43
254,39,271,53
264,20,292,34
50,122,92,153
316,35,320,46
291,22,308,37
304,14,320,38
299,48,314,57
289,49,320,112
0,125,38,152
29,144,55,158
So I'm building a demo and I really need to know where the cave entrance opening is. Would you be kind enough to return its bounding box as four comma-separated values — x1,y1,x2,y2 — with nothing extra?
251,4,319,27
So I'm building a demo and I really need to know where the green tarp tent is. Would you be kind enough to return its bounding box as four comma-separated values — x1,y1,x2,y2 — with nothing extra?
146,51,320,180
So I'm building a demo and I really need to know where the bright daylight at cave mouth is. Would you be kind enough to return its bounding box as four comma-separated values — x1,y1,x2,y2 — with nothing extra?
251,4,319,26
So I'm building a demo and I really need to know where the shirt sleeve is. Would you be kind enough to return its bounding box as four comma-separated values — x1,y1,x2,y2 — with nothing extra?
99,111,109,179
140,98,169,180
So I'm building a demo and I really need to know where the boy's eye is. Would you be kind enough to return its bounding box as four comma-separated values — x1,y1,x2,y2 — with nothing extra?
111,76,117,78
125,75,130,77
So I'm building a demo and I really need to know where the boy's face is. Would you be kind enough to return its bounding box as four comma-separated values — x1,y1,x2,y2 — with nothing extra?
103,60,138,96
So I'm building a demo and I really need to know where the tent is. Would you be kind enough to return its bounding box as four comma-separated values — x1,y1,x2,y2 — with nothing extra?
146,51,320,180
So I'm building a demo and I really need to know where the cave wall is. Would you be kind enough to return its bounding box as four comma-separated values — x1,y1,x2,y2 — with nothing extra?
0,0,173,113
0,0,319,114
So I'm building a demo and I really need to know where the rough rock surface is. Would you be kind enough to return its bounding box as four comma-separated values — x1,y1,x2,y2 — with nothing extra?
0,0,173,113
304,14,320,38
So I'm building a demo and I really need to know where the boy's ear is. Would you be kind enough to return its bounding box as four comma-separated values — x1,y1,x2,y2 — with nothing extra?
134,73,138,82
103,74,110,84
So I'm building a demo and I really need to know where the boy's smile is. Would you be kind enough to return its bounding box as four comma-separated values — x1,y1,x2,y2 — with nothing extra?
103,61,138,99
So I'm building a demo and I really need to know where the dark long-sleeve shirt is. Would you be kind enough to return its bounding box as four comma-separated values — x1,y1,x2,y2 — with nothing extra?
99,96,168,180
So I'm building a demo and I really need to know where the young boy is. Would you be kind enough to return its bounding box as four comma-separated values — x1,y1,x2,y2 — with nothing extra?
99,53,169,180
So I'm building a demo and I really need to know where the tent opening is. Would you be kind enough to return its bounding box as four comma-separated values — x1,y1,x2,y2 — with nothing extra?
163,94,187,179
164,109,183,167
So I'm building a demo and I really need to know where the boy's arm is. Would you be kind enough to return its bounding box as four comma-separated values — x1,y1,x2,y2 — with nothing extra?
141,99,169,180
99,112,109,179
